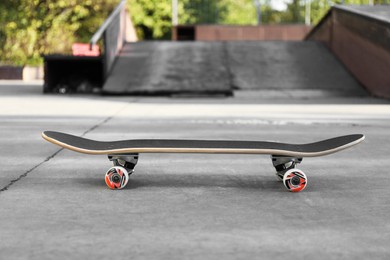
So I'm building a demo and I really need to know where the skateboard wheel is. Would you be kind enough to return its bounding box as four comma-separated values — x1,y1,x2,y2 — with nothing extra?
105,166,129,190
283,169,307,192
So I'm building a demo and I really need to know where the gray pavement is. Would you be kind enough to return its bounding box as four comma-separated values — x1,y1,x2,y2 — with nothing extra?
1,82,390,259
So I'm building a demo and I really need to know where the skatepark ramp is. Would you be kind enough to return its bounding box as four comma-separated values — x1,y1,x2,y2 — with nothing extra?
102,40,366,97
102,42,233,96
306,5,390,98
102,5,387,98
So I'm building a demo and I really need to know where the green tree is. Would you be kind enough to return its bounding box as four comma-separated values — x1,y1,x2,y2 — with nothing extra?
127,0,176,39
217,0,257,25
128,0,260,39
304,0,388,25
0,0,119,66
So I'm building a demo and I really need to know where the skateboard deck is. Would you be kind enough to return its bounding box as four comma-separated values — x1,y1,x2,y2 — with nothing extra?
42,131,363,157
42,131,364,192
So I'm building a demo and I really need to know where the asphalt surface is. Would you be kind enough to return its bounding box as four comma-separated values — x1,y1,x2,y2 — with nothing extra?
0,81,389,259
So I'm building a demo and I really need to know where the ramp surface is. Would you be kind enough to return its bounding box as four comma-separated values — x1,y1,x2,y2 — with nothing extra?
339,5,390,21
103,42,232,95
103,41,366,97
227,41,366,95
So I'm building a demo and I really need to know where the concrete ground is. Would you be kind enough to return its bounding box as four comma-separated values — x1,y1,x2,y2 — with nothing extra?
1,82,390,259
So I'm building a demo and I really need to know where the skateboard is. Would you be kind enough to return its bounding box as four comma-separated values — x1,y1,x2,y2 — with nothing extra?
42,131,364,192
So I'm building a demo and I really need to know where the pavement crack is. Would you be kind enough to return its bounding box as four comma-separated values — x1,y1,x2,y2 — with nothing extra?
0,115,115,193
81,115,113,137
0,148,63,193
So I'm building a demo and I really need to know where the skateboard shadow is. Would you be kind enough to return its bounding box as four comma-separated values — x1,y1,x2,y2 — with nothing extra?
74,173,287,191
124,173,286,192
68,173,356,193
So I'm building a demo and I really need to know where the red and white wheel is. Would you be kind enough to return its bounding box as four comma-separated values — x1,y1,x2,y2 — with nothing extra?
105,166,129,190
283,168,307,192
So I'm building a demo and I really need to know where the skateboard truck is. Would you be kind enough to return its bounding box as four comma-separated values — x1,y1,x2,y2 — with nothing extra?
271,155,307,192
105,154,139,189
108,154,139,173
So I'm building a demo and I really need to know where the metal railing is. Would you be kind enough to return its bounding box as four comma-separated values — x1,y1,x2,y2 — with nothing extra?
90,0,127,78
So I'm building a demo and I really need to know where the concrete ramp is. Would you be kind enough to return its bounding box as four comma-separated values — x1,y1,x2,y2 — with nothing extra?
227,41,366,96
103,41,366,97
103,42,232,96
306,5,390,98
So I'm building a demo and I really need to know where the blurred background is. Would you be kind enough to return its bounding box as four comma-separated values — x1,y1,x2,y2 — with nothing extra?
0,0,387,65
0,0,389,97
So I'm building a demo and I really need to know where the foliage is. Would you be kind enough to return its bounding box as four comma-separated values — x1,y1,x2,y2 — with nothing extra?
127,0,177,39
128,0,364,40
128,0,262,39
0,0,118,66
217,0,258,25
